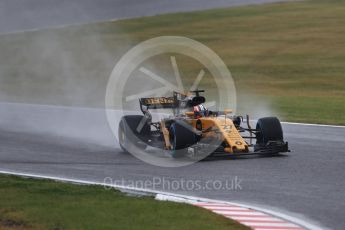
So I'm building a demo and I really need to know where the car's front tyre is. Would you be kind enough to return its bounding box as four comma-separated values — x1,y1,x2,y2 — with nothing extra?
255,117,287,154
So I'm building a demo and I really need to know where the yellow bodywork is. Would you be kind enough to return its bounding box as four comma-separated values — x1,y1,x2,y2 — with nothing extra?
191,117,249,153
162,113,249,154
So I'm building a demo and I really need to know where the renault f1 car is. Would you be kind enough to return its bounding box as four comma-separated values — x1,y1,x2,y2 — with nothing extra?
118,90,289,158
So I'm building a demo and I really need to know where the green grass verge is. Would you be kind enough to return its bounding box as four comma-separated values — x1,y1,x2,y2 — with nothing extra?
0,174,247,230
0,0,344,124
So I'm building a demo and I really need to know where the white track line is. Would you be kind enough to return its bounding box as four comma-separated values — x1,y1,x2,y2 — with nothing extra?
280,121,345,129
232,217,283,221
244,222,298,227
0,170,325,230
248,119,345,129
214,210,268,216
202,206,249,211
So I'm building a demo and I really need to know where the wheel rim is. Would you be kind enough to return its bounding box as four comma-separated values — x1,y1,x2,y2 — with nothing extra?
256,123,265,144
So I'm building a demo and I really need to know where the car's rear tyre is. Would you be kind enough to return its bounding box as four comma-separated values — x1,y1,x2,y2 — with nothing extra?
169,121,196,158
256,117,284,144
118,115,150,153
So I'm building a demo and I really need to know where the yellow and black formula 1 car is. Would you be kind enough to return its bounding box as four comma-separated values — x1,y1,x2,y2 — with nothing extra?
118,90,289,158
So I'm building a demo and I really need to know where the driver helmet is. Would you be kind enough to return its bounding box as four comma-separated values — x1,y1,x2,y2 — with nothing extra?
193,104,208,118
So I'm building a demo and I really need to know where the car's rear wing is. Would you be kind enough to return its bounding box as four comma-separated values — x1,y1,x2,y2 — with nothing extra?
139,97,178,109
139,91,189,110
139,91,205,114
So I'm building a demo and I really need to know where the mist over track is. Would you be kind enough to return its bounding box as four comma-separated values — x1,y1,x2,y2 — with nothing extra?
0,103,344,230
0,0,291,34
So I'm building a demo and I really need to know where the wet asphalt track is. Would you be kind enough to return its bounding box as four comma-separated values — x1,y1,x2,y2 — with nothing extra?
0,0,290,34
1,0,344,229
0,103,344,230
